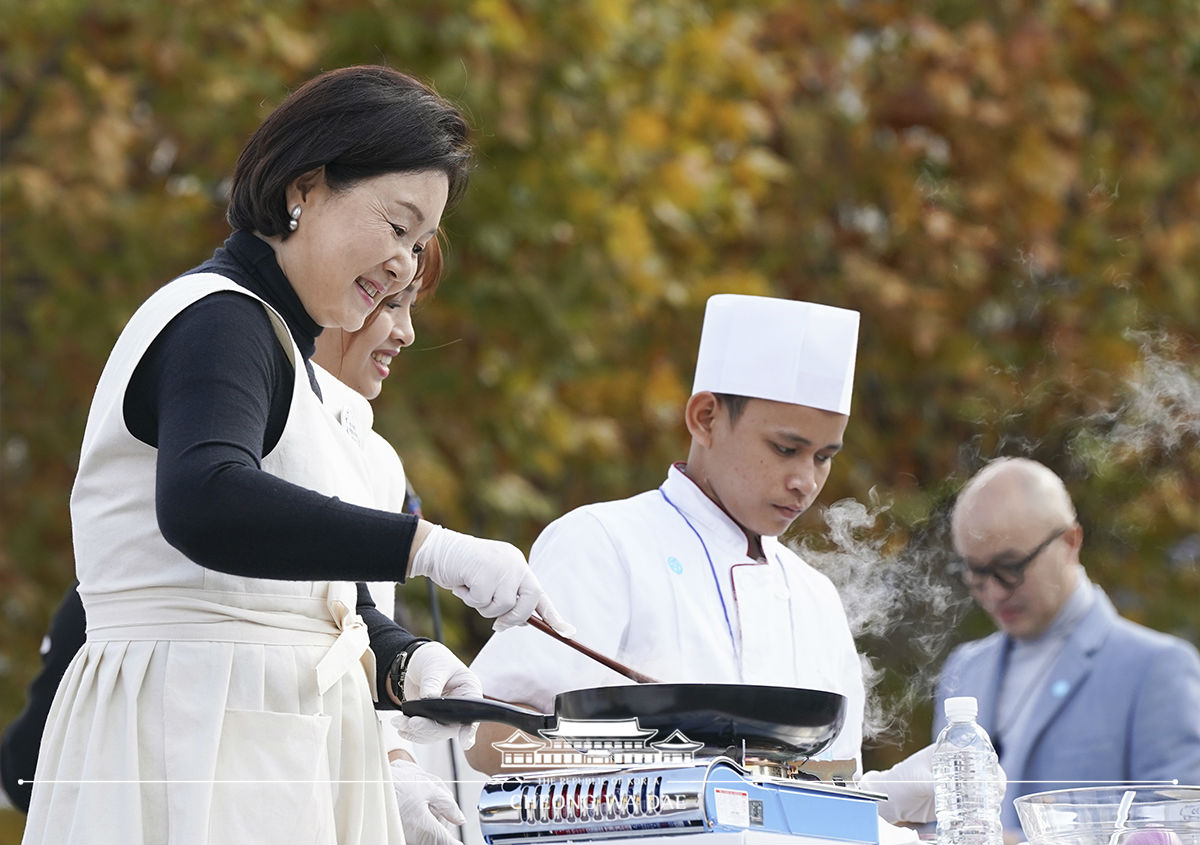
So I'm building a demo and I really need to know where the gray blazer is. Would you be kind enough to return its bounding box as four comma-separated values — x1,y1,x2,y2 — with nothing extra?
934,584,1200,832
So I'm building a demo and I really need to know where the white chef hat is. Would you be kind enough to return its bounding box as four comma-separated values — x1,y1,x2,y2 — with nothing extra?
690,294,860,415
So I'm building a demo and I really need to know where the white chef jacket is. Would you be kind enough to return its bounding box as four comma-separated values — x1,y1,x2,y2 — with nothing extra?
470,463,866,768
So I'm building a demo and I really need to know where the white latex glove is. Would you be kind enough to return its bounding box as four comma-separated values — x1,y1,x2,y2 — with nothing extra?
390,758,465,845
859,744,937,824
391,641,483,748
859,744,1008,825
410,524,575,636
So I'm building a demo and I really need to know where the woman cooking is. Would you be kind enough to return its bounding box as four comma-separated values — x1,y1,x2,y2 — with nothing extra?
21,65,571,845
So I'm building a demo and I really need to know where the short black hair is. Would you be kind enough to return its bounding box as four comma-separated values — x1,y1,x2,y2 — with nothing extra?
227,65,474,236
713,392,750,423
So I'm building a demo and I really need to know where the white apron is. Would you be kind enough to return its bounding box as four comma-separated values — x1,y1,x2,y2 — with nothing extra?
23,273,404,845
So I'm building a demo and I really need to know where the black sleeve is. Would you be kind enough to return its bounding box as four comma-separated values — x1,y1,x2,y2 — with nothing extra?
356,582,428,710
1,584,87,812
124,292,418,582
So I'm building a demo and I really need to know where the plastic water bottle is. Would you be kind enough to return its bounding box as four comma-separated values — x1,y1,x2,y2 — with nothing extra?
933,696,1003,845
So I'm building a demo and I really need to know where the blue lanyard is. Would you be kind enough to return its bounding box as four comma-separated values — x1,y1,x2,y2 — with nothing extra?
658,486,739,662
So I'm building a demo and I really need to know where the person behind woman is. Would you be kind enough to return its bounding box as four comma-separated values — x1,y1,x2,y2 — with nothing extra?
313,242,468,845
22,65,570,845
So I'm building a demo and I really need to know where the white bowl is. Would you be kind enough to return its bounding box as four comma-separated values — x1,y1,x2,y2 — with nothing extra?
1016,786,1200,845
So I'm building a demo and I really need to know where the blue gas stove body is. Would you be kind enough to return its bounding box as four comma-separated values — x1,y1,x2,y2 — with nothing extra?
477,757,882,843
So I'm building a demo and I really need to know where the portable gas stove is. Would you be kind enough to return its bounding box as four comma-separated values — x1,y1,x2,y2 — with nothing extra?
476,755,883,844
403,684,872,843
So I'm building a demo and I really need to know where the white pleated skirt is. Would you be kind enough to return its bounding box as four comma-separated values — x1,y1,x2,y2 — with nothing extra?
22,593,404,845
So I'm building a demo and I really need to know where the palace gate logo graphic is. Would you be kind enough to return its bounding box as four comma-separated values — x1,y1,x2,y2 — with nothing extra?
492,716,704,769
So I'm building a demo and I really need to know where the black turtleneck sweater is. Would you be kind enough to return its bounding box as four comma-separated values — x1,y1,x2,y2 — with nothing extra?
122,230,422,703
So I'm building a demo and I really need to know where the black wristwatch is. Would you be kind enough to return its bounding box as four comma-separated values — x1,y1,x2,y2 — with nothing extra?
387,639,431,704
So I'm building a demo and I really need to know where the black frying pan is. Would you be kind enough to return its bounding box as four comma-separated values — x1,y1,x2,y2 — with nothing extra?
401,683,846,761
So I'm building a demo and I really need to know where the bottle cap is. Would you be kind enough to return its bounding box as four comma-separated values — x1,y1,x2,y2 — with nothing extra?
944,696,978,722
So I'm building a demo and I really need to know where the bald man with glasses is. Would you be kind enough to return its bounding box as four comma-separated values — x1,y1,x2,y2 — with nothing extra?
934,457,1200,842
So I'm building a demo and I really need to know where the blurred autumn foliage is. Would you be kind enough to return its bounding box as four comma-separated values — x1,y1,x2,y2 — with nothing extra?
3,1,1199,812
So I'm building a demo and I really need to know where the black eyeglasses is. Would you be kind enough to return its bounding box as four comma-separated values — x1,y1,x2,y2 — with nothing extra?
955,526,1069,591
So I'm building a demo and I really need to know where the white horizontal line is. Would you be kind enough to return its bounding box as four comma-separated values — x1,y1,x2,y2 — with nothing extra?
22,779,394,784
19,778,1183,786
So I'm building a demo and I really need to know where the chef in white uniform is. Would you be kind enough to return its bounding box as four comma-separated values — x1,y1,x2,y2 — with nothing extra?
467,294,865,773
454,295,939,841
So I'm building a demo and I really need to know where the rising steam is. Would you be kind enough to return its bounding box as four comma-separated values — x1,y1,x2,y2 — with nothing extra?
1070,332,1200,469
789,491,970,746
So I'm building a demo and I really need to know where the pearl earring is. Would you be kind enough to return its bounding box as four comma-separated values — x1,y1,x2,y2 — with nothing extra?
288,205,302,232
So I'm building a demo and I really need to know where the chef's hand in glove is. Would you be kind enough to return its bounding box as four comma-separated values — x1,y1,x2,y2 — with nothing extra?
858,744,1009,825
409,523,575,636
858,745,937,825
390,758,465,845
391,641,483,749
